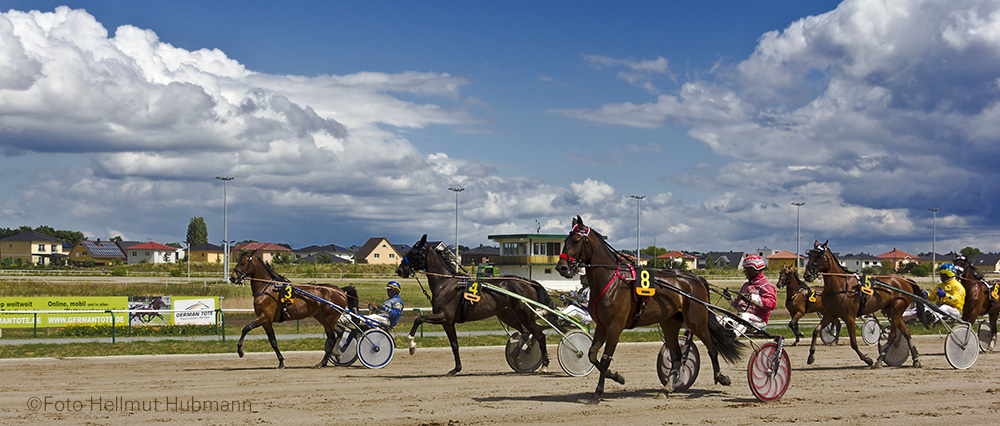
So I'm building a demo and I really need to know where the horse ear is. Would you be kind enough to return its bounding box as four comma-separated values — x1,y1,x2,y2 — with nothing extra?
813,240,820,248
822,240,829,248
419,234,427,245
575,215,584,227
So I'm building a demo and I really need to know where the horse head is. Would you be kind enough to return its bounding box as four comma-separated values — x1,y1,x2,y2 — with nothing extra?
396,234,428,278
230,250,261,285
555,216,594,278
776,265,792,289
802,240,830,282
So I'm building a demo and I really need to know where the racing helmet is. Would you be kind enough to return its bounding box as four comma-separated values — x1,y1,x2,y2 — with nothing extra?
937,263,957,279
742,255,766,271
386,281,402,292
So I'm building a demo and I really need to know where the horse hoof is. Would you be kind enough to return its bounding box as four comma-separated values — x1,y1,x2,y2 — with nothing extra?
806,355,815,365
584,395,601,405
237,347,244,358
912,360,922,368
446,370,459,377
863,357,874,367
656,390,668,399
715,374,731,386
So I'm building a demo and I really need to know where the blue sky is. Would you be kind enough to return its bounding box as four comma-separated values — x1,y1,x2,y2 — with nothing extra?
0,0,997,257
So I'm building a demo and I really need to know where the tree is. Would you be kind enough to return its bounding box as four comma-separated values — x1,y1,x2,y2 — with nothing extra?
960,246,982,258
186,217,208,247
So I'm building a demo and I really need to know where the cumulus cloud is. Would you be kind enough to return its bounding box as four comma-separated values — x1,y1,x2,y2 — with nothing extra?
554,0,1000,253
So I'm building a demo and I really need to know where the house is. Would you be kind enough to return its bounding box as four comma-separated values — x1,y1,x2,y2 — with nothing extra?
231,242,292,264
0,231,65,266
766,250,802,271
656,251,697,270
190,243,225,263
354,237,402,265
123,241,179,265
877,248,918,271
755,247,781,265
704,252,746,269
293,244,356,263
839,252,882,271
972,253,1000,273
68,240,126,266
461,244,499,266
917,251,959,269
488,233,578,291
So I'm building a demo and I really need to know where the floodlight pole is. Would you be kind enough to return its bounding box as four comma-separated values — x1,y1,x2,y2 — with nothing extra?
929,208,939,270
630,195,645,266
792,202,805,270
216,176,234,282
449,187,465,261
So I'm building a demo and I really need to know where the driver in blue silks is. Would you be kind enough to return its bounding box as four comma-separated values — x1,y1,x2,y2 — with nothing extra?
367,281,404,328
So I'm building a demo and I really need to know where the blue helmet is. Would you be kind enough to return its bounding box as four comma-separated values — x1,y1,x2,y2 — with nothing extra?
386,281,401,292
937,263,957,279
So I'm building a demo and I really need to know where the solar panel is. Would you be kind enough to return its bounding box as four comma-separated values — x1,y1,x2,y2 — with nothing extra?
85,242,122,257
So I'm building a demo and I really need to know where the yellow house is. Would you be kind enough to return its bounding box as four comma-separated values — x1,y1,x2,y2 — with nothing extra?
355,237,401,265
190,243,225,263
766,250,802,271
67,240,125,266
0,231,65,266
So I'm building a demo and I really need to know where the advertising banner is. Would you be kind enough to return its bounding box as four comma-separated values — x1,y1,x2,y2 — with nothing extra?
171,297,218,325
0,297,128,328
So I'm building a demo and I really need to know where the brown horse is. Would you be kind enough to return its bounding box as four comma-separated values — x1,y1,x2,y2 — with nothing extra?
802,240,921,368
554,216,743,399
230,250,348,369
776,265,839,346
395,234,552,375
953,255,1000,343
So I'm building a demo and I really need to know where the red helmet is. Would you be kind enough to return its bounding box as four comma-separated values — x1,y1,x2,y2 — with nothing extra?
742,255,766,271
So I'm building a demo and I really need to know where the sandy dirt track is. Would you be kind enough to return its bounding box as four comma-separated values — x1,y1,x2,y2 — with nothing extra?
1,334,998,425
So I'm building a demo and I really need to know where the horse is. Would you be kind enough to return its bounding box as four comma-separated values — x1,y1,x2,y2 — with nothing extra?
776,265,839,346
802,240,921,368
129,298,168,324
554,216,744,399
229,250,349,369
953,255,1000,344
395,234,553,376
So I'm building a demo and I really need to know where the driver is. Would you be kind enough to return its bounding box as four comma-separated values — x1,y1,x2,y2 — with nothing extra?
367,281,404,328
928,263,965,320
730,255,778,330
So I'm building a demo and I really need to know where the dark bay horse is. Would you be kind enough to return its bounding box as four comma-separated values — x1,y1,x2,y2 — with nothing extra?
803,240,921,368
554,216,743,399
776,265,838,346
230,250,348,369
953,255,1000,343
395,234,552,375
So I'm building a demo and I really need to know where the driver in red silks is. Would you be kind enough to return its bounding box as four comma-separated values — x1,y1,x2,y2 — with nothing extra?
731,254,778,329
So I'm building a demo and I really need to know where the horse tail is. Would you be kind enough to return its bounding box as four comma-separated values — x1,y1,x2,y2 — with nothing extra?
534,283,554,309
343,285,359,314
707,313,746,364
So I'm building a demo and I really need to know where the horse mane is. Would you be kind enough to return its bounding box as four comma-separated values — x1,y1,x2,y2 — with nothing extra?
792,269,811,290
261,259,290,283
433,245,462,275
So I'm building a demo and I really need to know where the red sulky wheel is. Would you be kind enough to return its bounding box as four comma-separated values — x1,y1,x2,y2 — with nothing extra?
747,342,791,402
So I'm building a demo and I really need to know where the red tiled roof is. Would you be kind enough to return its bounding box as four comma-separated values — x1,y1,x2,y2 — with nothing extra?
127,242,177,251
657,251,695,259
767,250,801,259
877,248,916,259
233,242,291,252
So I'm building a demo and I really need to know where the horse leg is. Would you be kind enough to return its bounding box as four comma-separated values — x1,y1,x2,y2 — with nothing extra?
594,322,626,398
442,323,462,376
314,322,339,368
660,321,683,394
236,314,270,359
262,323,285,369
585,325,611,401
838,317,872,368
789,312,805,346
807,315,834,365
406,311,449,355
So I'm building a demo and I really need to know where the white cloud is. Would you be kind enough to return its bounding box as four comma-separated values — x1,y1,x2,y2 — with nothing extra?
570,179,616,206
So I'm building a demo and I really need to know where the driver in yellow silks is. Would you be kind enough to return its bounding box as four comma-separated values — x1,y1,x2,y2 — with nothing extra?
928,263,965,320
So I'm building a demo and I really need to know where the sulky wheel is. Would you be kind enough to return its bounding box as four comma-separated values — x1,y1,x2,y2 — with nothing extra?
820,321,840,345
357,328,394,369
332,329,359,366
945,324,979,370
977,321,996,352
557,330,595,377
861,317,881,346
505,332,543,373
747,342,791,402
656,336,700,392
879,330,909,367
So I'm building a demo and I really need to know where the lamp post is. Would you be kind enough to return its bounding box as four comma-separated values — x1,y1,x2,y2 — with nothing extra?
630,195,645,266
928,208,939,270
216,176,233,281
791,202,805,270
449,187,465,261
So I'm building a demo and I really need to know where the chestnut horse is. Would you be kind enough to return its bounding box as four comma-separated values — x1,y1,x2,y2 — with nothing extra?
395,234,552,375
776,265,839,346
555,216,743,399
230,250,348,369
953,255,1000,345
803,240,921,368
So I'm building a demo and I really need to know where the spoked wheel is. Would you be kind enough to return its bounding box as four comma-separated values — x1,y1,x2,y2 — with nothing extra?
879,330,909,367
332,329,359,366
747,342,790,402
945,324,979,370
656,336,700,392
357,328,394,369
977,321,996,352
861,317,881,346
505,332,543,373
557,330,595,377
819,321,839,345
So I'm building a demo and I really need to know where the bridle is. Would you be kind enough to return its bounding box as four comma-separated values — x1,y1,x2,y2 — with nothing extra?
231,255,251,285
558,225,592,275
803,246,828,282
